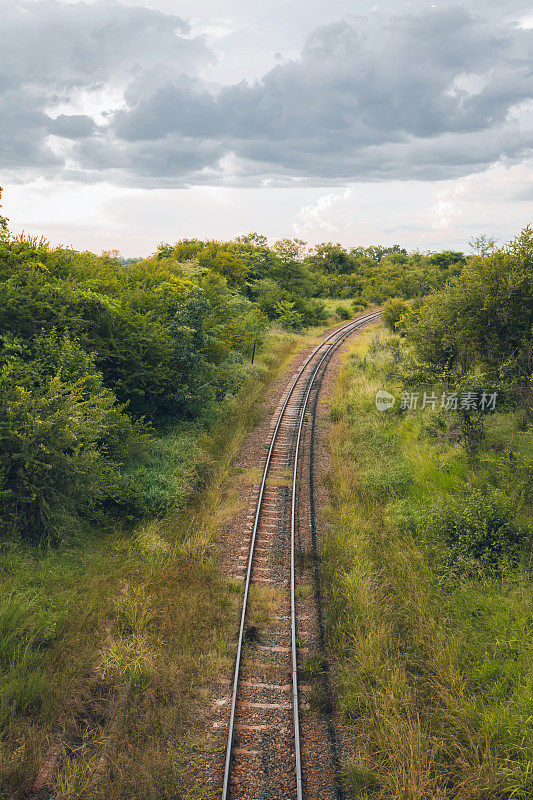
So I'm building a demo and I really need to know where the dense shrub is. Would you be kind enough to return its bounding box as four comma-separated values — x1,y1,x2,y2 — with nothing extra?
382,298,408,331
336,305,351,320
407,227,533,404
0,233,270,543
430,490,527,578
256,286,326,328
0,362,122,543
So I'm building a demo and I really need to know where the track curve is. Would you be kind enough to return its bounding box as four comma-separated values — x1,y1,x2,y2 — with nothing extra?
222,311,381,800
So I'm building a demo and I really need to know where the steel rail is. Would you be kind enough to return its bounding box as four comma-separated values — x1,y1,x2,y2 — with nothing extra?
221,310,382,800
289,309,381,800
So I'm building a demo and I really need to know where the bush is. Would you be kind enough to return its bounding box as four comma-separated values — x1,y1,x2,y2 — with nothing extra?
406,227,533,403
0,333,151,543
335,305,351,320
116,433,207,519
274,300,303,331
0,368,122,544
258,286,327,328
430,489,527,578
351,299,367,313
382,298,408,332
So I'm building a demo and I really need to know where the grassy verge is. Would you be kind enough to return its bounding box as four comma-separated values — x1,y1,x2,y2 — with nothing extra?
0,327,317,800
320,297,370,319
325,324,532,799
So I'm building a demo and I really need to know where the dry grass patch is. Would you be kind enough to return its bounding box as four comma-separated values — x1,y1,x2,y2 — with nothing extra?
247,586,282,628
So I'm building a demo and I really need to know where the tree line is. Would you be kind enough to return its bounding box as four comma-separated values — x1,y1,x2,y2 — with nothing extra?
158,235,467,327
0,186,490,545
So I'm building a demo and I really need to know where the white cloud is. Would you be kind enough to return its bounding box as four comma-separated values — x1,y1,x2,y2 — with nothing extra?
518,13,533,28
292,189,354,236
431,161,533,233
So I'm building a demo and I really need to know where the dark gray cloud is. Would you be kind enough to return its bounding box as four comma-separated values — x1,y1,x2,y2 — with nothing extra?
0,1,213,175
73,134,225,181
0,1,208,88
1,2,531,185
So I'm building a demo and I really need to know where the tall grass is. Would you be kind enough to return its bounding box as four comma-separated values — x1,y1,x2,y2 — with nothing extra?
324,327,533,799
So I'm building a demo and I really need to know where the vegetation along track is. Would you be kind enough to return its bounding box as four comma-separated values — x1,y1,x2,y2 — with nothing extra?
221,310,382,800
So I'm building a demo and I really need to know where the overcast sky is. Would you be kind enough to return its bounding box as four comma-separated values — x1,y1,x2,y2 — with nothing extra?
1,0,532,256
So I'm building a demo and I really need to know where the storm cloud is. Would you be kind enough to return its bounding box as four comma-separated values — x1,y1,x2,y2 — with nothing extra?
1,1,531,185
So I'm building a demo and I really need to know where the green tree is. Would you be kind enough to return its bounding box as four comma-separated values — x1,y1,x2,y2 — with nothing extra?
274,300,303,331
271,239,312,294
428,251,466,270
408,227,533,404
305,243,358,275
382,298,409,332
0,187,8,240
468,234,497,256
171,239,205,262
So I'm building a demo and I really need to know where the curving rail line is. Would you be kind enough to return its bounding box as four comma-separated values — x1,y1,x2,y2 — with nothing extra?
222,310,382,800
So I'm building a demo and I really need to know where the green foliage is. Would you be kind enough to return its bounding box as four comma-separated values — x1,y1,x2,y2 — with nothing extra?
304,241,464,302
407,226,533,406
0,332,179,542
430,490,528,578
253,281,326,327
335,304,351,320
274,300,303,331
427,250,466,269
0,187,8,240
351,298,367,313
158,233,459,326
382,297,409,331
0,229,275,544
0,348,122,543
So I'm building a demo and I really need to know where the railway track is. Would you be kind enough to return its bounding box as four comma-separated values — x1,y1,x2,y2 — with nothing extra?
221,311,382,800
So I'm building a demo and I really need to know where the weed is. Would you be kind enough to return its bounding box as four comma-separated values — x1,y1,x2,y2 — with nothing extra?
346,764,381,793
99,635,153,690
135,523,171,564
302,653,327,679
247,585,280,627
294,584,313,599
56,755,95,799
116,585,153,636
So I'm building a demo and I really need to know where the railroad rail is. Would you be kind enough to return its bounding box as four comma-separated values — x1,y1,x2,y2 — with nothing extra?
221,310,382,800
